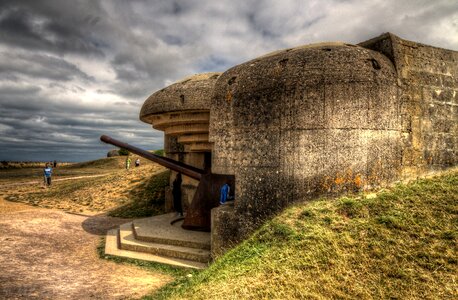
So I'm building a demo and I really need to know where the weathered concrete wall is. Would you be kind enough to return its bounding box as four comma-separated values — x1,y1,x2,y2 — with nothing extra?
210,43,403,253
140,73,221,119
360,33,458,177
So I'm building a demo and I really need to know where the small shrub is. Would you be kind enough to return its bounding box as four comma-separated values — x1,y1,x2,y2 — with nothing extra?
441,231,456,241
269,221,298,241
118,148,130,156
153,149,164,156
299,209,315,219
376,215,404,230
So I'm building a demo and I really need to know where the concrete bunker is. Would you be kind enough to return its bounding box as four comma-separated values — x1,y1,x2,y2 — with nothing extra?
210,42,403,251
104,33,457,261
210,33,457,254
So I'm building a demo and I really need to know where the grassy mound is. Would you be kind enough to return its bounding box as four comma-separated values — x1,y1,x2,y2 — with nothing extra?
64,157,124,170
109,170,170,218
152,170,457,299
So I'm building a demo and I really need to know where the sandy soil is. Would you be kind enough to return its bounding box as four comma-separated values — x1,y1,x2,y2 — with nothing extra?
0,198,172,299
0,162,166,215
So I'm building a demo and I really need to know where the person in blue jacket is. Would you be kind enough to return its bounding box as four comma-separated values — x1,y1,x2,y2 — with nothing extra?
220,182,231,205
43,163,52,187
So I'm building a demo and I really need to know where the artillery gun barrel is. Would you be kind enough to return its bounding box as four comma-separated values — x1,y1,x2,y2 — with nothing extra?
100,135,204,180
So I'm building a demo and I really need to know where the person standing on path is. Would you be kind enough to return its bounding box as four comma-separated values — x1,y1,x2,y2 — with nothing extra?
43,163,52,187
126,156,131,170
172,173,183,217
135,158,140,167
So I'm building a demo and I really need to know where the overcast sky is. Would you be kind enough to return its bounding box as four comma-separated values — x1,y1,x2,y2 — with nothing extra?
0,0,457,162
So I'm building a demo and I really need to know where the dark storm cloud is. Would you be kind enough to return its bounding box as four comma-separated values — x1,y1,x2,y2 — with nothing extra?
0,0,457,162
0,52,92,81
0,0,106,56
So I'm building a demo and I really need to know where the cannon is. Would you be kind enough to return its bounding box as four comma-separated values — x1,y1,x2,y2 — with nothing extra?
100,135,234,232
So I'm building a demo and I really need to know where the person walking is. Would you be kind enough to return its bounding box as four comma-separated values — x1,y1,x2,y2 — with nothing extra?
43,163,52,187
172,173,183,217
135,158,140,167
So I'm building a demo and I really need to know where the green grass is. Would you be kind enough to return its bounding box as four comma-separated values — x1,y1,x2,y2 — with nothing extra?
108,170,170,218
149,170,458,299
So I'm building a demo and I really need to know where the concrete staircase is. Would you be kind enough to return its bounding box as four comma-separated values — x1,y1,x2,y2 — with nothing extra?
105,213,211,269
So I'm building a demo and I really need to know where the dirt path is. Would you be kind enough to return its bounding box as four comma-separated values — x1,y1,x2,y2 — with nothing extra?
0,198,172,299
0,174,109,188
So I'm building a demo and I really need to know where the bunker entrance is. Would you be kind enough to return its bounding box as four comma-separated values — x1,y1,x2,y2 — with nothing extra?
204,152,212,172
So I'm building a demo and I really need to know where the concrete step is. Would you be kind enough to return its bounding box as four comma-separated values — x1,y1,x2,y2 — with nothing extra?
104,229,208,269
119,223,211,263
133,215,210,250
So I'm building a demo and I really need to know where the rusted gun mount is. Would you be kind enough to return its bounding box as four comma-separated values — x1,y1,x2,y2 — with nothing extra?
100,135,234,232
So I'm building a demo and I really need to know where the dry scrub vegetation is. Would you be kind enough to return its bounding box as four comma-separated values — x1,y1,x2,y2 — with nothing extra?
152,169,458,300
0,156,168,216
0,161,73,169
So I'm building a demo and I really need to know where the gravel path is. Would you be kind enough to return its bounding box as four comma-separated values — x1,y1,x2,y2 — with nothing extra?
0,199,171,299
